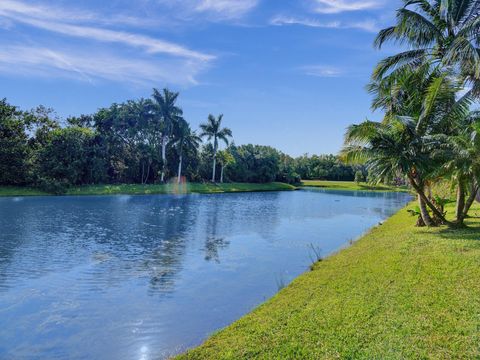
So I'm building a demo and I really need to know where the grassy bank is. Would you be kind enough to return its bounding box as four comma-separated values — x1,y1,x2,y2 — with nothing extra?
178,203,480,359
0,182,296,197
301,180,408,192
0,186,49,197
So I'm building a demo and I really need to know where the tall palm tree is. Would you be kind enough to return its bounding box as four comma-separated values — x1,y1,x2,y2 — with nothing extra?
199,114,232,182
151,88,183,182
173,120,201,184
373,0,480,89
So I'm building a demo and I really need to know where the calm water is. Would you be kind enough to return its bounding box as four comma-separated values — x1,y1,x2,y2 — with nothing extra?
0,189,411,359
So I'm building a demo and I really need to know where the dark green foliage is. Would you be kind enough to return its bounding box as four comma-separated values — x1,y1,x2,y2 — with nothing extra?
228,144,281,183
0,99,29,185
1,93,360,191
35,127,100,187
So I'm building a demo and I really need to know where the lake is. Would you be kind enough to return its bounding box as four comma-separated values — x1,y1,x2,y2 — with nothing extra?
0,189,412,359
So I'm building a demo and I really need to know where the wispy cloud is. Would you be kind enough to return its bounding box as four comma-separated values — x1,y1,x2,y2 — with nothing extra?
0,0,215,85
312,0,383,14
157,0,259,21
0,45,207,86
270,15,378,32
0,0,154,27
300,65,344,77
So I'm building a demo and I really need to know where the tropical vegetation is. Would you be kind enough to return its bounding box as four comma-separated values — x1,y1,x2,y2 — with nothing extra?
0,96,366,194
342,0,480,228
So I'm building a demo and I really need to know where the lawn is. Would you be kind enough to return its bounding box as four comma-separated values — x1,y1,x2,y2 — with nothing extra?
301,180,408,192
0,186,49,196
0,182,296,197
177,202,480,359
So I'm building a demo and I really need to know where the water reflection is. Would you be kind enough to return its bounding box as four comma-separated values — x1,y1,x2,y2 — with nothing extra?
0,189,412,359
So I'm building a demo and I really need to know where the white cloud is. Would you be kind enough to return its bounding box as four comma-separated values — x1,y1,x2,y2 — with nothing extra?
300,65,344,77
195,0,259,18
312,0,383,14
0,0,153,27
0,45,206,86
156,0,259,20
270,15,378,32
0,0,216,85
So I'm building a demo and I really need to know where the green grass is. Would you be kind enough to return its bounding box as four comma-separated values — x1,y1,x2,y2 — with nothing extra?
0,186,49,196
0,182,296,197
301,180,408,192
177,203,480,359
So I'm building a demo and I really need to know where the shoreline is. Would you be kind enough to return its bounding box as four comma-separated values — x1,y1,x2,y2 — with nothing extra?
0,181,409,197
0,182,297,197
176,202,480,359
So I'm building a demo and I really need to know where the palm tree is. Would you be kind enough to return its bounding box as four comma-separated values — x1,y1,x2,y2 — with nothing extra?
432,111,480,225
199,114,232,182
173,120,201,184
217,149,235,183
151,88,183,182
342,68,468,227
373,0,480,89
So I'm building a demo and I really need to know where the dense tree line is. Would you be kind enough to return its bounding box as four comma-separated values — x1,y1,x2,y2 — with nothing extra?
0,91,361,192
342,0,480,227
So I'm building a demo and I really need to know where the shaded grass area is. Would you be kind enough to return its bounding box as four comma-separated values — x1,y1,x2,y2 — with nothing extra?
301,180,408,192
0,186,49,196
177,203,480,359
0,182,296,197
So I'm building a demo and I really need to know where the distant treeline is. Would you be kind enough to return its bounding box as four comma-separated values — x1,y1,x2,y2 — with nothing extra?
1,90,361,192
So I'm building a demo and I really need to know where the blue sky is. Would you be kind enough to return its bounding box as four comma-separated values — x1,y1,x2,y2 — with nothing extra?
0,0,401,156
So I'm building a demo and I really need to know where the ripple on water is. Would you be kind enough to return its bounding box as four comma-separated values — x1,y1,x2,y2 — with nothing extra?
0,191,412,359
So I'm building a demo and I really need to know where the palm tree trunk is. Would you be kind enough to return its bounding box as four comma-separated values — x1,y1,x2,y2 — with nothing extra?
211,140,217,183
177,155,183,184
456,177,466,225
463,182,479,218
407,173,451,226
418,195,433,227
220,165,224,183
212,157,217,182
160,135,168,183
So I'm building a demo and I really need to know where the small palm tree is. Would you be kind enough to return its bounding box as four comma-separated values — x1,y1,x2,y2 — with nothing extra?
217,149,235,183
173,120,201,184
199,114,232,182
432,112,480,225
373,0,480,89
151,88,183,182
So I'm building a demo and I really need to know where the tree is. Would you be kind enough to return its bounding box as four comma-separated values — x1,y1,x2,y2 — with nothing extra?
373,0,480,91
199,114,232,182
152,88,183,182
0,99,29,185
216,149,235,183
228,144,281,183
354,170,365,184
432,111,480,225
173,120,201,183
35,127,97,190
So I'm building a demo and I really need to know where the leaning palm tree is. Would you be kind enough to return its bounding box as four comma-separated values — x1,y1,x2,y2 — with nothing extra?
342,117,447,226
173,120,201,184
151,88,183,182
343,67,470,227
199,114,232,182
373,0,480,90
